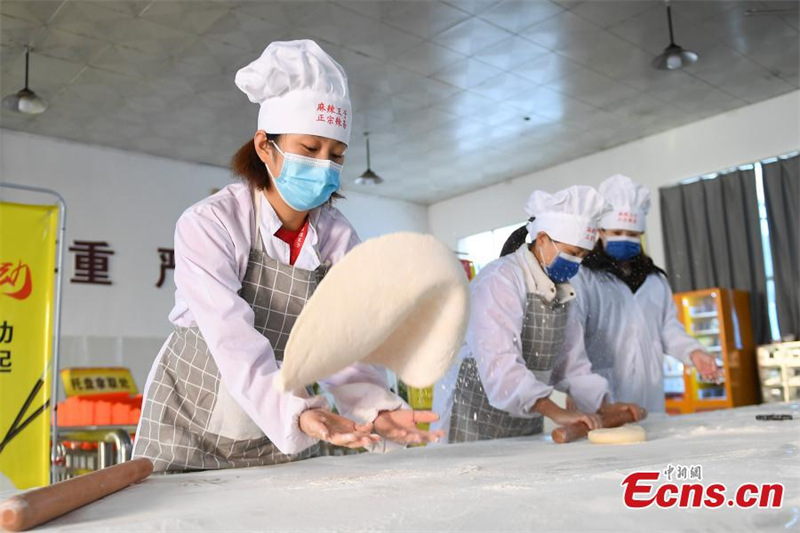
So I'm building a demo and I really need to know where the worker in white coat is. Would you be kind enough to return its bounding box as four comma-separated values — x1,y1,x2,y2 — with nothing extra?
431,186,642,443
133,40,442,472
557,174,720,414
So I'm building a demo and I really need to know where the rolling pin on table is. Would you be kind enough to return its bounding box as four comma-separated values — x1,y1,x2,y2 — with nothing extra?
0,458,153,532
552,405,647,444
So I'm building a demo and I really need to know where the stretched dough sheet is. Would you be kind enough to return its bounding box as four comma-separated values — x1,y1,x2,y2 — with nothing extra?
279,232,470,391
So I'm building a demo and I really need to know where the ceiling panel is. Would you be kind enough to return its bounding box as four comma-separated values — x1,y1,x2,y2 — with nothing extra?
0,0,797,205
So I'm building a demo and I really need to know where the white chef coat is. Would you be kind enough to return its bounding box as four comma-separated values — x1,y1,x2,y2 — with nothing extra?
430,245,609,443
141,183,403,455
557,267,704,413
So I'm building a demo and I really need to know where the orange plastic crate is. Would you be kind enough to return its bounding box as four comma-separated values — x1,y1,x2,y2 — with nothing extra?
56,394,143,427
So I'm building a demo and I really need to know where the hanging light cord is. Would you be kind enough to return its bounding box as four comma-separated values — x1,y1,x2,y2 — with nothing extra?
24,47,30,90
667,6,676,45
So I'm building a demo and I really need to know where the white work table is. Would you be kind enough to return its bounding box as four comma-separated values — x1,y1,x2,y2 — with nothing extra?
18,403,800,532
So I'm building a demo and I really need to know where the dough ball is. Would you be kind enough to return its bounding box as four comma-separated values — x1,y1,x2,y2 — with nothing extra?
588,425,646,445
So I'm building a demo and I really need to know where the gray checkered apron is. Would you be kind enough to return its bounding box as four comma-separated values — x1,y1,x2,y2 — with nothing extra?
133,193,327,472
448,292,568,443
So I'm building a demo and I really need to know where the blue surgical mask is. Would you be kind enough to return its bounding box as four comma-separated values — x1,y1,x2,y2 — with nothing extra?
604,236,642,261
539,239,582,283
266,141,342,211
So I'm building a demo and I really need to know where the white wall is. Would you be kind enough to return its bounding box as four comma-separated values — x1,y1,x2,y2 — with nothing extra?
0,130,427,388
336,189,429,241
429,91,800,269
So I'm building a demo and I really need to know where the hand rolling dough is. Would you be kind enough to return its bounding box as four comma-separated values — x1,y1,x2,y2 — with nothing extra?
278,232,470,392
588,425,646,444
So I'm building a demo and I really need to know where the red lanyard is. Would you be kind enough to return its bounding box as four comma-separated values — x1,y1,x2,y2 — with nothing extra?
291,220,309,256
275,219,309,265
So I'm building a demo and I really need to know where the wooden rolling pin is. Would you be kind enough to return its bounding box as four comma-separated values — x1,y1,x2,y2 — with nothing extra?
0,458,153,532
552,406,647,444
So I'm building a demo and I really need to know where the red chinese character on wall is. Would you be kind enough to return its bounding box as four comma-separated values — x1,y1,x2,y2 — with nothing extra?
69,241,114,285
316,114,325,122
327,115,334,124
335,117,342,126
317,103,326,111
326,104,335,113
342,119,347,129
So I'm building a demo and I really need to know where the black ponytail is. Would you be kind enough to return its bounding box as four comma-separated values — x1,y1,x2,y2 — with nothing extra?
500,218,534,257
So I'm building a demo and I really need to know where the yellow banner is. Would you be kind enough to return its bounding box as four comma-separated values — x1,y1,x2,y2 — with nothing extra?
0,202,58,489
61,367,138,397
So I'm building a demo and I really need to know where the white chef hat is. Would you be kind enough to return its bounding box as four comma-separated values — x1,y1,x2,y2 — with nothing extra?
598,174,651,232
235,40,352,145
525,186,611,250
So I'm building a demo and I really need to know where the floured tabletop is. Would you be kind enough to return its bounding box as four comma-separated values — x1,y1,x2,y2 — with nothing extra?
7,403,798,532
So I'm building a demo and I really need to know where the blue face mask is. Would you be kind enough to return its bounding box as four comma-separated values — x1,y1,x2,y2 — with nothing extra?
540,239,582,283
604,236,642,261
267,141,342,211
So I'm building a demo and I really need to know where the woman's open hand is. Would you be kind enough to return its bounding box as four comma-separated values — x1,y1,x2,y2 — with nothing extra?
299,408,380,449
373,410,445,445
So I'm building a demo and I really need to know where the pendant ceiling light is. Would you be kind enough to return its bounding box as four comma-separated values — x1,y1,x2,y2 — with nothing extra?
2,47,48,115
652,5,698,70
354,132,383,186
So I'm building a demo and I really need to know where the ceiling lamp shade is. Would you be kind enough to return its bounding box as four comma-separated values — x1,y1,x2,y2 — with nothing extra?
355,168,383,185
2,47,48,115
354,133,383,185
652,5,698,70
2,88,47,115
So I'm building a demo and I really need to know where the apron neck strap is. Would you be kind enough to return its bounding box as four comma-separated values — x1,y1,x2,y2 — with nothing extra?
252,188,264,251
